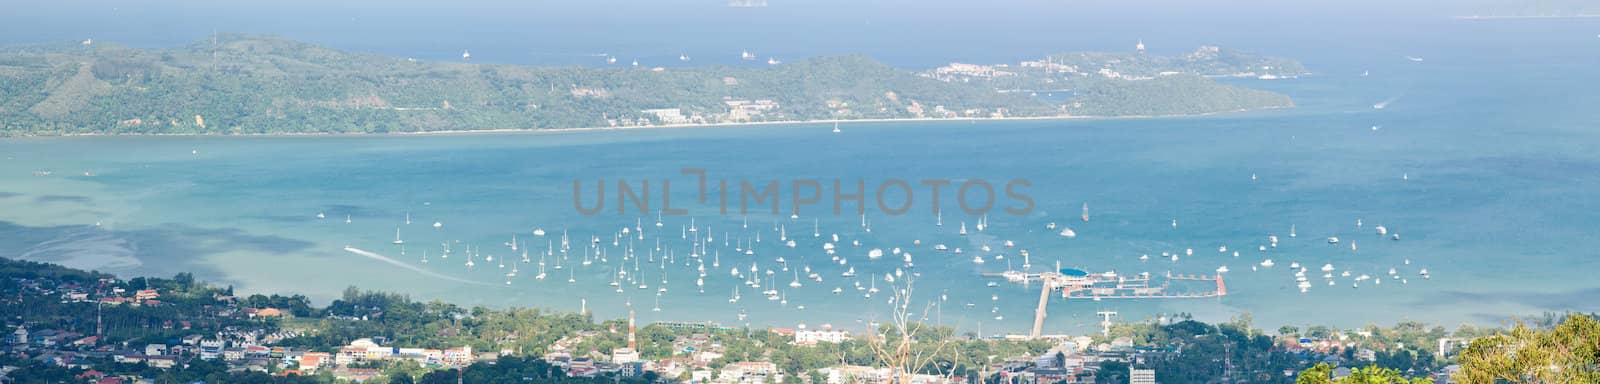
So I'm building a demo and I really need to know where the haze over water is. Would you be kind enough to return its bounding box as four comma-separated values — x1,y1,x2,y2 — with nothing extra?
2,0,1599,334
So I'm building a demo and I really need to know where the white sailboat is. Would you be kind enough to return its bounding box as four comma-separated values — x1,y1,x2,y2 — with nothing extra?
392,228,404,245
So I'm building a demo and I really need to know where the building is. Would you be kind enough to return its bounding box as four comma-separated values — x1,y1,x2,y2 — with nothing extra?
642,108,691,125
793,328,850,345
299,352,331,374
198,338,225,360
1438,338,1461,357
1130,367,1156,384
8,327,27,345
611,347,640,364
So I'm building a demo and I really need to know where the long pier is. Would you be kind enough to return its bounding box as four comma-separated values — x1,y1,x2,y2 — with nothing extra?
989,268,1227,338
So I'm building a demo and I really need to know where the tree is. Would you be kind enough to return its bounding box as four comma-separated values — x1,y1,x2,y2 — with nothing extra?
1295,363,1432,384
1279,326,1300,338
1456,314,1600,383
864,275,959,384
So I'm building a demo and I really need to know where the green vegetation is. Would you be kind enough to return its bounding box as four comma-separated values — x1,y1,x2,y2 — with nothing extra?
1047,47,1308,79
925,45,1302,117
1455,314,1600,383
1295,364,1432,384
0,35,1301,136
1064,75,1292,116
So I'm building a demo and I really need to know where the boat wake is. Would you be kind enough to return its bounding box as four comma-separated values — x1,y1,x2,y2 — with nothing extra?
16,226,142,271
1373,96,1400,110
343,246,493,286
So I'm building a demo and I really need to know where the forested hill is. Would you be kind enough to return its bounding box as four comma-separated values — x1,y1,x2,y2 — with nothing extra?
0,35,1294,136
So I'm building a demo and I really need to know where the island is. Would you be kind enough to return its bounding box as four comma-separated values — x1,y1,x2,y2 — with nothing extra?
0,35,1304,136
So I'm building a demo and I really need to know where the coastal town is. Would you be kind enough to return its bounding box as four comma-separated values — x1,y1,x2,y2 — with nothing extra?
1,257,1503,384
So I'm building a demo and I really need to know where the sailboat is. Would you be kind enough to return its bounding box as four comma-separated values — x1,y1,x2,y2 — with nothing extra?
405,212,411,225
534,254,547,280
392,228,405,245
832,122,841,133
1081,202,1089,222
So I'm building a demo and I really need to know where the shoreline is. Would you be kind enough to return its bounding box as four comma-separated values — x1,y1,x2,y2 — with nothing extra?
13,107,1289,140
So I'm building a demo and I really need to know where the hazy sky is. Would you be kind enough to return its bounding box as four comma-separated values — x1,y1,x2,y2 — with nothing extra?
0,0,1547,67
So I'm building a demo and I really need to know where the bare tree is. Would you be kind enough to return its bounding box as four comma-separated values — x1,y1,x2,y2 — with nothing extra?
864,273,963,384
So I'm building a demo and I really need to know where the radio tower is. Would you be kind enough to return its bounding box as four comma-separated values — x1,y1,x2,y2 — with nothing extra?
627,309,637,350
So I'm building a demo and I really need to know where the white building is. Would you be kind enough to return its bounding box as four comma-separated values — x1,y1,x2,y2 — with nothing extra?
793,329,850,345
612,347,640,364
642,108,691,124
1131,367,1157,384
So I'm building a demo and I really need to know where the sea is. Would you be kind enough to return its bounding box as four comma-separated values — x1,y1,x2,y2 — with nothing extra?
2,2,1599,335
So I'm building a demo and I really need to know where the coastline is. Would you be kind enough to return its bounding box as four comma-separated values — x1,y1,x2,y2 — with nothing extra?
20,106,1289,140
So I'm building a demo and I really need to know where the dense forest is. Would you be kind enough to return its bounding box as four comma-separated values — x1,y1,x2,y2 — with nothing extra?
0,35,1297,136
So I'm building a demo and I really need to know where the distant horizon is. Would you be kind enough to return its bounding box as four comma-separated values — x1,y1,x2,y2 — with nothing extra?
0,0,1529,69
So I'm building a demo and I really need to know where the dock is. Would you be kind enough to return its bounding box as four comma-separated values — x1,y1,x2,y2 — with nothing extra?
987,266,1227,338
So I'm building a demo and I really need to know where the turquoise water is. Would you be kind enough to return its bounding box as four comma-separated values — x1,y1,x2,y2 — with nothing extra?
3,19,1599,335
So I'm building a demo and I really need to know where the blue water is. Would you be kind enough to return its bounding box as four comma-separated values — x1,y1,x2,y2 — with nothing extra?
2,14,1599,335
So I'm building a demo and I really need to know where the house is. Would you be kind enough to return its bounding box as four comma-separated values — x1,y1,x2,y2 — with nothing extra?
144,344,167,356
8,327,27,345
72,336,98,347
442,345,473,366
298,352,331,374
336,346,365,366
198,339,224,360
145,356,177,369
134,289,159,301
